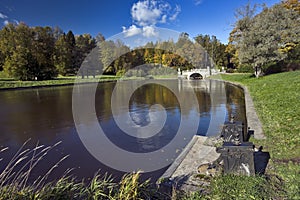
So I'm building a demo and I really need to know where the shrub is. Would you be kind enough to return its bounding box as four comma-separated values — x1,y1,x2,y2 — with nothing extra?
262,61,284,75
237,64,254,73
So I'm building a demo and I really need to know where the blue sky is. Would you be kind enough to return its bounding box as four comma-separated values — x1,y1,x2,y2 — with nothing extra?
0,0,281,44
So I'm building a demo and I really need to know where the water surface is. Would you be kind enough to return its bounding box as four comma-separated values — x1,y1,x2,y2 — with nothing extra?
0,79,245,181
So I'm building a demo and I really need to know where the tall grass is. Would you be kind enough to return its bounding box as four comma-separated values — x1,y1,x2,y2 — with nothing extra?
0,141,166,199
0,140,69,199
0,140,68,191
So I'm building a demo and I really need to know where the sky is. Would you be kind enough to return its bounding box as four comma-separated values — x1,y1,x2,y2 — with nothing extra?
0,0,281,44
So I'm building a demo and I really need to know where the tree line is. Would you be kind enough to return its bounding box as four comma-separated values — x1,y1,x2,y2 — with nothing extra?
0,0,299,80
100,33,228,77
0,23,96,80
0,23,225,80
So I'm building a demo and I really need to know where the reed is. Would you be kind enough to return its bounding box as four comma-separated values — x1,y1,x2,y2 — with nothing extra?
0,142,162,199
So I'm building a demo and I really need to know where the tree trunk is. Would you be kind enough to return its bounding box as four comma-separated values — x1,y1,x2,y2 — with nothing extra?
254,66,262,78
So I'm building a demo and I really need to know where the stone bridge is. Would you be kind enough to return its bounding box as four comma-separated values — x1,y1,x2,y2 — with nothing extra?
178,68,218,80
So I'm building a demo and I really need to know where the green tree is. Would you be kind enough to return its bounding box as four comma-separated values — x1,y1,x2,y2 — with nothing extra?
95,33,105,43
112,40,130,75
0,50,4,71
175,33,204,69
32,26,57,79
0,23,18,60
54,34,68,75
240,4,299,76
230,2,300,76
0,23,57,80
195,34,228,69
100,40,116,74
54,31,77,75
52,26,64,40
4,46,39,80
75,33,96,74
225,28,240,69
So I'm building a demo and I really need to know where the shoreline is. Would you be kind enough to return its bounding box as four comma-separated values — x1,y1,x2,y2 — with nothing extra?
217,79,266,140
157,78,266,191
0,78,120,91
0,76,180,91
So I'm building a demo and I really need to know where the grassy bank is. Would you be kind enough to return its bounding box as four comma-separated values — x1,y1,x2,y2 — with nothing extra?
0,170,157,200
216,71,300,199
0,73,120,89
0,73,178,90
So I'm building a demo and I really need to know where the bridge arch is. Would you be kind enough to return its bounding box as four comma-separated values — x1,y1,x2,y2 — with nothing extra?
189,73,203,80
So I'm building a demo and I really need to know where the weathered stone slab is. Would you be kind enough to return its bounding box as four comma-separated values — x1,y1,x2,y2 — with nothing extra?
158,135,220,192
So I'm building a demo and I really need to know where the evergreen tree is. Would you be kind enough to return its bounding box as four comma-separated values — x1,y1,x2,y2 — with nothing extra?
75,33,96,73
54,31,77,75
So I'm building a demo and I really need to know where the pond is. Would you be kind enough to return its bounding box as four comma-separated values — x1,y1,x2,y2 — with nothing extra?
0,79,245,182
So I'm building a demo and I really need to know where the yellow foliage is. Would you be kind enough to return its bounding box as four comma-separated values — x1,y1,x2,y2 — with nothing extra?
283,0,300,13
279,42,297,53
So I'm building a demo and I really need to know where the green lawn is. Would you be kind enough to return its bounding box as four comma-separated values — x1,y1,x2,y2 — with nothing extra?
0,74,120,89
0,71,179,90
216,71,300,199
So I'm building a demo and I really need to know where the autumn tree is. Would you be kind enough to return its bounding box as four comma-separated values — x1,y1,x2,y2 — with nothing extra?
225,28,240,70
230,2,300,76
144,48,155,64
99,32,219,76
283,0,300,13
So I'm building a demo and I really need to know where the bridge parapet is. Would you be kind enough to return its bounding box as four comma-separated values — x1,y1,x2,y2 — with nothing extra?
178,68,218,80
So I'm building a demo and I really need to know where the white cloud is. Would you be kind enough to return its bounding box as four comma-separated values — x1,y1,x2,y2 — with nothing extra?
194,0,203,6
122,25,142,37
13,19,19,25
123,0,181,38
122,25,158,38
131,0,163,26
142,26,158,37
161,14,167,23
0,11,19,26
2,19,19,26
131,0,180,26
0,12,8,19
170,5,181,21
